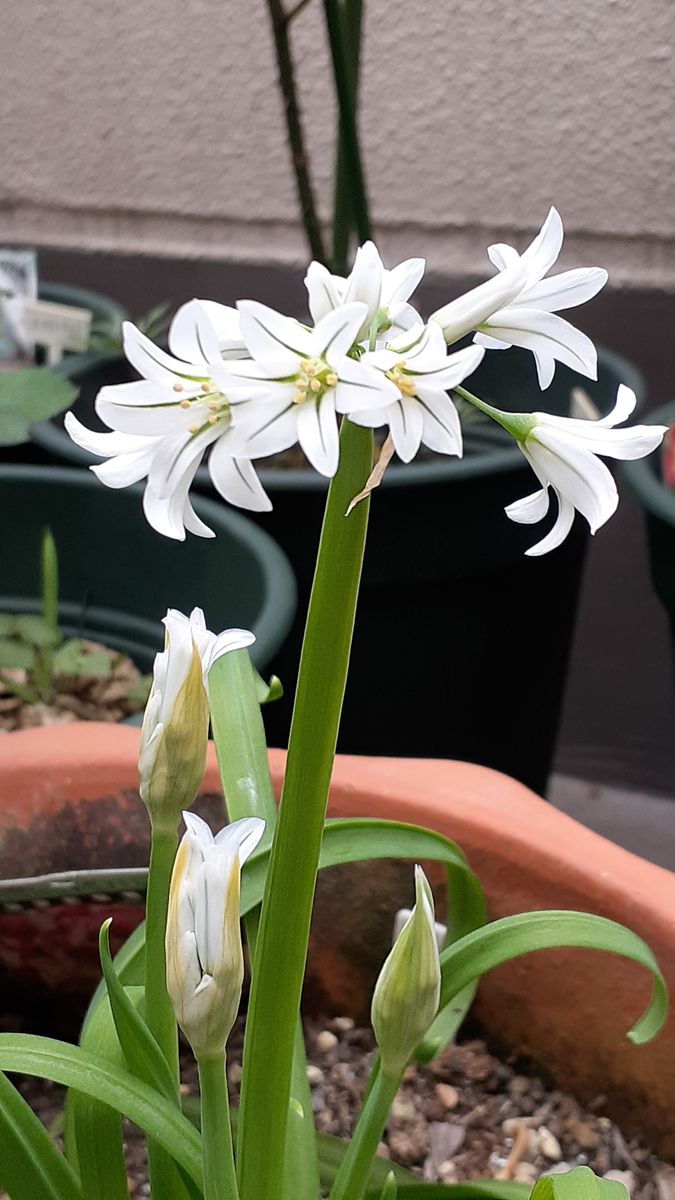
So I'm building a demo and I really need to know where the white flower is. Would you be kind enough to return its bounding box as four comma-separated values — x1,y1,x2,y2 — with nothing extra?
349,323,484,462
371,866,441,1077
139,608,254,825
305,241,425,343
224,301,399,476
430,208,608,388
166,811,265,1060
65,299,271,540
506,385,667,556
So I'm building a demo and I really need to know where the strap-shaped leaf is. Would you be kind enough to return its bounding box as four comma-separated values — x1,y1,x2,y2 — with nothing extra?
438,910,668,1045
0,1070,83,1200
381,1188,528,1199
99,920,176,1101
64,992,132,1200
0,1035,203,1189
531,1166,629,1198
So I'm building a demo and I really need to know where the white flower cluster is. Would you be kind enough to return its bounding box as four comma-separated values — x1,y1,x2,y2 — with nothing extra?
66,209,665,555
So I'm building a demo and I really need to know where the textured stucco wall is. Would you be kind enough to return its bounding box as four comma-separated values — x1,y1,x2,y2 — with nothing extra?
1,0,674,287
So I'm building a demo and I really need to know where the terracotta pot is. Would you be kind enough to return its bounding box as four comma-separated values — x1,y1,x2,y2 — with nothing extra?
0,723,673,1156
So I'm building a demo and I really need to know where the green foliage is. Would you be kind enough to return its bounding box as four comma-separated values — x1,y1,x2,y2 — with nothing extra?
0,367,77,446
88,302,171,353
530,1167,629,1199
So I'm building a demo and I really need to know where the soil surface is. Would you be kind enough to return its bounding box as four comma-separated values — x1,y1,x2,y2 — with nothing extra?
0,640,148,731
8,1016,674,1198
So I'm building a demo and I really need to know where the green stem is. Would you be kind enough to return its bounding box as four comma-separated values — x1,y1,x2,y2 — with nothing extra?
236,419,373,1200
208,650,320,1200
265,0,327,263
198,1056,239,1200
144,825,182,1198
330,1060,399,1200
454,385,535,442
38,527,59,702
323,0,372,245
331,0,364,272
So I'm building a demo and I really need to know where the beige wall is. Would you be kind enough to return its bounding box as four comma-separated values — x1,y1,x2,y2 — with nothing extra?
2,0,674,288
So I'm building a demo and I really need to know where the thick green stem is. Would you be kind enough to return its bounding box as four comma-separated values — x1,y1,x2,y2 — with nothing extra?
235,419,373,1200
198,1056,239,1200
454,385,536,442
145,825,182,1198
331,0,364,272
330,1060,399,1200
323,0,372,245
208,651,320,1200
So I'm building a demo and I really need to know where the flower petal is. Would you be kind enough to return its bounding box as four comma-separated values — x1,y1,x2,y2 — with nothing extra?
411,344,484,391
481,307,598,382
521,267,608,312
230,390,299,458
429,256,528,345
305,261,345,325
487,242,520,271
296,395,340,475
314,302,369,364
343,242,383,333
238,301,311,364
208,442,272,511
64,411,153,457
386,398,424,463
334,357,399,413
123,323,209,388
504,486,551,524
196,301,248,359
96,380,205,436
383,258,425,308
168,300,223,364
92,448,156,489
523,491,576,557
520,207,564,282
414,385,463,456
526,428,618,532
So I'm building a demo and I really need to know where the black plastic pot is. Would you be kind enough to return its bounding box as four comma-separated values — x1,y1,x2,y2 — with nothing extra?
31,348,644,792
0,466,296,673
622,401,675,659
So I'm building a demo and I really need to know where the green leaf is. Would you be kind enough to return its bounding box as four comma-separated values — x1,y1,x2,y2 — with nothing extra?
0,1035,204,1190
253,669,284,704
0,614,18,636
53,640,87,675
79,650,116,678
531,1166,628,1199
378,1171,398,1199
438,911,668,1046
98,920,176,1102
0,368,77,447
14,615,61,648
125,674,152,704
0,1069,83,1200
64,991,132,1200
83,921,147,1035
0,638,36,670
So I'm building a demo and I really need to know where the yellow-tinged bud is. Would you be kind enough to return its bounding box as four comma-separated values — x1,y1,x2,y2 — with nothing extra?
165,811,265,1060
138,609,256,829
371,866,441,1077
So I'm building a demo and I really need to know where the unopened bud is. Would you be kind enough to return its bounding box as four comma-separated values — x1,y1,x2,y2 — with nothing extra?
165,812,265,1060
371,866,441,1077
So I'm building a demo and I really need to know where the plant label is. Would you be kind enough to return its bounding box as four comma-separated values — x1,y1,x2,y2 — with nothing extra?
0,248,38,360
22,299,92,364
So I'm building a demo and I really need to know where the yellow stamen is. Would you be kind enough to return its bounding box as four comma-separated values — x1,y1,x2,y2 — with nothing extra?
310,378,321,393
208,414,218,425
179,399,191,410
208,399,219,411
188,423,200,434
325,372,338,387
201,382,211,393
293,390,307,404
173,383,184,393
300,359,315,375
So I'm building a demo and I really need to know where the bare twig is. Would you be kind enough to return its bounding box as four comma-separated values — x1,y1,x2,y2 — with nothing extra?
266,0,328,263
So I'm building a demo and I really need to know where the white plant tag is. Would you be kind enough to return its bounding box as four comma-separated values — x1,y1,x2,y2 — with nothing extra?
22,299,92,364
0,248,38,359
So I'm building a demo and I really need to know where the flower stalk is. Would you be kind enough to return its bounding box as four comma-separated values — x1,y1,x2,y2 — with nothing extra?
198,1055,239,1200
235,417,374,1200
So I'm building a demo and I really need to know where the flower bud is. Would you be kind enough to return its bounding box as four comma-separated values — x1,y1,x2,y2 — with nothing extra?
165,811,265,1060
138,608,255,829
371,866,441,1077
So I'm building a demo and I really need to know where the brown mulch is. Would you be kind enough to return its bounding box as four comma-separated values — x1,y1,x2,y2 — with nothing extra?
10,1016,674,1198
0,641,147,732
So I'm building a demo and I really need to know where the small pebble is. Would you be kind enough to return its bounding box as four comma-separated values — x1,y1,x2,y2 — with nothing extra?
656,1167,675,1200
316,1030,338,1053
538,1126,563,1161
514,1163,539,1185
435,1083,459,1109
306,1064,323,1086
604,1169,635,1195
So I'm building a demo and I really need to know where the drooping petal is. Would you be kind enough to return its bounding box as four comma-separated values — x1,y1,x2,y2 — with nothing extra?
92,448,157,489
596,383,637,427
201,629,257,676
238,301,312,365
481,307,598,382
415,385,463,456
521,267,608,312
487,242,520,271
214,816,265,862
522,491,576,557
504,486,552,524
183,495,218,539
387,397,424,462
208,441,272,511
412,344,485,391
347,406,390,430
525,428,618,532
64,411,154,457
296,394,340,476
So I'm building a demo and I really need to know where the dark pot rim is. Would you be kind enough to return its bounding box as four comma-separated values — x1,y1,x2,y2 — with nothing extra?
36,347,645,491
0,464,297,669
621,401,675,527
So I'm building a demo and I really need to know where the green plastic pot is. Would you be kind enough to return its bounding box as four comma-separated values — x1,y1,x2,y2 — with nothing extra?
0,466,296,674
621,400,675,645
31,347,644,793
